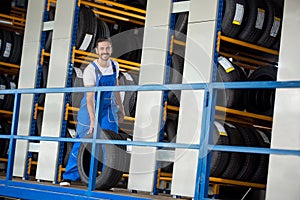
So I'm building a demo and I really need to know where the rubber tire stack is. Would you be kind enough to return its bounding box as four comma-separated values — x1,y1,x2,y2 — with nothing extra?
221,0,283,49
77,130,130,190
210,121,271,183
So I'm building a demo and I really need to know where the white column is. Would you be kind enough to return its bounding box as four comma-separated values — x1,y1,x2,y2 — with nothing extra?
35,0,76,181
128,0,172,192
171,0,218,197
266,0,300,199
13,0,46,177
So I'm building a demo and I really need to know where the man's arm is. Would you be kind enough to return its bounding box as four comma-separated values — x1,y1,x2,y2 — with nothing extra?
114,78,125,122
86,91,95,134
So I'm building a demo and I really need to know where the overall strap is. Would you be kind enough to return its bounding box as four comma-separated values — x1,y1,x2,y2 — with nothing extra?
92,61,101,86
111,60,118,78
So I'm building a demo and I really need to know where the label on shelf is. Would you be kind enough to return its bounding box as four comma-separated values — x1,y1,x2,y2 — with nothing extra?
123,72,134,81
67,128,76,138
255,8,265,30
74,67,83,78
0,84,5,100
3,42,12,58
218,56,235,73
232,3,244,25
224,122,236,129
214,121,228,136
256,129,270,144
270,17,281,37
113,24,119,30
79,34,93,51
10,82,16,89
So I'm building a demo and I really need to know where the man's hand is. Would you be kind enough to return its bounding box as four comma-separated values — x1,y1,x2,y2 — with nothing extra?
88,126,94,135
118,109,125,123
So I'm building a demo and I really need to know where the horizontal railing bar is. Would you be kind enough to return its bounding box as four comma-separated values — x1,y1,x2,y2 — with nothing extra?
1,81,300,95
208,145,300,156
1,134,299,157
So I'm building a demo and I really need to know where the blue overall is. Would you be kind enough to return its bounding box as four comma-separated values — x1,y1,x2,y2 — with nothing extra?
63,60,119,181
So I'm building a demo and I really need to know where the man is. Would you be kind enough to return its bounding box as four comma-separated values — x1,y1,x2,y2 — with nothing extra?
60,37,124,186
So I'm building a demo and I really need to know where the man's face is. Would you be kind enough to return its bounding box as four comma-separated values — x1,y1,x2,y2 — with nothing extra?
96,41,112,61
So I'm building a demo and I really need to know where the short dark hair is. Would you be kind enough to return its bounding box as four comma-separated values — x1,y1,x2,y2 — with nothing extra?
96,37,112,46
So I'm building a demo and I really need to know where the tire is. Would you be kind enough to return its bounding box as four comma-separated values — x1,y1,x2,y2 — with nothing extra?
36,111,43,136
256,0,283,48
70,67,84,109
118,72,137,117
0,29,13,62
234,126,260,181
237,0,267,43
77,130,129,190
0,121,10,157
221,0,247,38
210,121,230,177
165,117,178,143
2,75,17,111
245,66,277,116
9,32,23,64
76,6,97,52
168,54,184,107
0,75,9,110
249,128,271,183
216,57,246,110
174,13,188,41
37,64,49,106
44,6,55,52
220,122,245,179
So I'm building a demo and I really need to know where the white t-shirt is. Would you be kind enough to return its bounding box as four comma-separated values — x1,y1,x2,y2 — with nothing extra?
83,59,119,86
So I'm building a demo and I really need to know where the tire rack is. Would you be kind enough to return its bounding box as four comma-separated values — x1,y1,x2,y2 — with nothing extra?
0,6,26,175
1,0,275,194
0,7,26,74
1,0,300,199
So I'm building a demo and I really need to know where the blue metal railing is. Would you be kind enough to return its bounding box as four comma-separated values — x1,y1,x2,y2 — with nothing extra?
0,81,300,199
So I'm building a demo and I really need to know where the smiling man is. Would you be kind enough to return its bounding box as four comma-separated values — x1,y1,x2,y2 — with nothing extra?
60,37,124,186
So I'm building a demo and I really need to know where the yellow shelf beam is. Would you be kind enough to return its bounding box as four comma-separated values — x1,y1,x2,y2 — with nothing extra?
218,32,279,56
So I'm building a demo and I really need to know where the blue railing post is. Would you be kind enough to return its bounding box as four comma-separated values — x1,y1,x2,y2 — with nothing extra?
6,93,21,181
87,91,103,192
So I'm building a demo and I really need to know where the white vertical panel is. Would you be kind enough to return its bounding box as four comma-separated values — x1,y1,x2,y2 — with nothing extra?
266,0,300,199
35,0,76,181
171,0,218,197
13,0,46,177
128,0,172,192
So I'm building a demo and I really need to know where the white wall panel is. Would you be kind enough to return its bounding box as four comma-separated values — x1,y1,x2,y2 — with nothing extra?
128,0,172,192
171,0,218,197
13,0,46,177
266,0,300,199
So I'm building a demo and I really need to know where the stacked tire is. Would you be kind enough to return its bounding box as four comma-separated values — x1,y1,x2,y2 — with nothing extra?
0,74,17,111
77,130,131,190
245,66,277,116
0,120,10,158
45,6,110,53
216,56,277,116
211,121,271,183
221,0,283,49
216,56,247,110
0,28,23,64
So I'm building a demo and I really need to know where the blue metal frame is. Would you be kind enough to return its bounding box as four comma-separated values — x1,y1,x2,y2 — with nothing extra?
152,0,178,194
1,81,300,199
